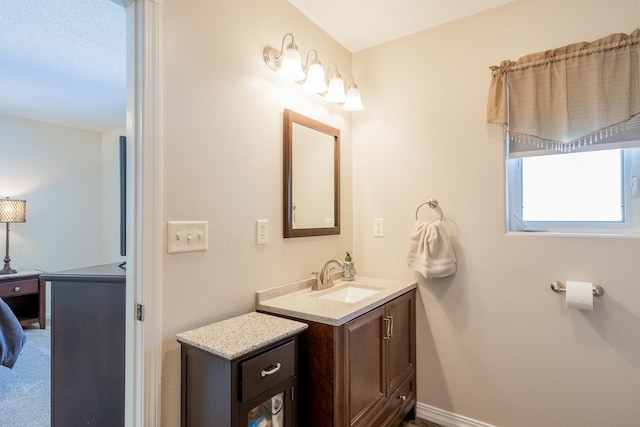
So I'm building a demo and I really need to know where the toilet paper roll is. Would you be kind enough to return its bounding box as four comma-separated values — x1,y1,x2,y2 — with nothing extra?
566,280,593,311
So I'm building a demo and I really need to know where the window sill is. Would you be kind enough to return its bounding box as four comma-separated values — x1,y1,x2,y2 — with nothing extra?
506,230,640,238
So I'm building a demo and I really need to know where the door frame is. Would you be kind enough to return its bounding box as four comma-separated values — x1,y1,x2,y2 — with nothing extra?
124,0,162,425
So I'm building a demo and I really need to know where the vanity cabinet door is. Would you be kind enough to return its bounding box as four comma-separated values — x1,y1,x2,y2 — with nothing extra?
345,305,386,426
345,290,416,427
386,290,416,393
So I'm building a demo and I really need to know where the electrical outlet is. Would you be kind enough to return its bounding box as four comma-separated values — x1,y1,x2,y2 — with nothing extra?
256,219,268,244
373,218,384,237
167,221,208,253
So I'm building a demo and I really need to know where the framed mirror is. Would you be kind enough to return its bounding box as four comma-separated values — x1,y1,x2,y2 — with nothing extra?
283,109,340,238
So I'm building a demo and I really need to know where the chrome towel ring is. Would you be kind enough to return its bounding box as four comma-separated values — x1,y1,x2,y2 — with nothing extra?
415,198,443,221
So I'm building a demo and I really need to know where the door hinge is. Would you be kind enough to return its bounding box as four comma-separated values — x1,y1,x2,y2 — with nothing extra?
291,386,295,401
136,303,144,321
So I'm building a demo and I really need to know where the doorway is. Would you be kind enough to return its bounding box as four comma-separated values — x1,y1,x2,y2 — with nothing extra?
0,0,162,424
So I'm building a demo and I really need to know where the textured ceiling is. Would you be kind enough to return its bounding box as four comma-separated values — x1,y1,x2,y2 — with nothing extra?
289,0,515,52
0,0,126,132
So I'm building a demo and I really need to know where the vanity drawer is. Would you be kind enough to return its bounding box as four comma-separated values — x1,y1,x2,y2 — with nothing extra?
0,278,39,297
239,339,295,402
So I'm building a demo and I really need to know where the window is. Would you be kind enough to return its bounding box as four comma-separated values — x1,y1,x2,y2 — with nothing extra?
507,148,639,233
488,29,640,235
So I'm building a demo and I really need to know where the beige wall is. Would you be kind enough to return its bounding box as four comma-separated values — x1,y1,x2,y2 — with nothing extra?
353,0,640,425
160,0,353,424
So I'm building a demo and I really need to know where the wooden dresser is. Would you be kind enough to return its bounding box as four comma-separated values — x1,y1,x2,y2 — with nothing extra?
41,263,126,427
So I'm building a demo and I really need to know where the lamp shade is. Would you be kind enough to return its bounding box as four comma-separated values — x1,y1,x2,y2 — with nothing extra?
277,44,306,82
0,198,26,223
343,86,365,111
324,76,346,103
302,63,328,93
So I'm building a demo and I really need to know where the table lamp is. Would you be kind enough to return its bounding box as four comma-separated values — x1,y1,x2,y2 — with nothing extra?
0,197,26,275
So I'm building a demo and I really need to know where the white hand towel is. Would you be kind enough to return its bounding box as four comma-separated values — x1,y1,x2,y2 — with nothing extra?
407,220,456,278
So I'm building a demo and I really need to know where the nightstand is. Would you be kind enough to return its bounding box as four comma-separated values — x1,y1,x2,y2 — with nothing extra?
0,270,45,329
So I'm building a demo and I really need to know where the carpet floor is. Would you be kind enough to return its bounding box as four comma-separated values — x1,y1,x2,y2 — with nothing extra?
0,323,50,427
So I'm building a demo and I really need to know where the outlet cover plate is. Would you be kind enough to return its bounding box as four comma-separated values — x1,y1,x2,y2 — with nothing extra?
168,221,208,253
373,218,384,237
256,219,268,245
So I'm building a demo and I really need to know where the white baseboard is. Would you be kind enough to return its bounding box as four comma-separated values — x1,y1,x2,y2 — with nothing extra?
416,402,496,427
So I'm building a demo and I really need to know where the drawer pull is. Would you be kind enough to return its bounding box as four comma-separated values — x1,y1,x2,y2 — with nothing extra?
261,362,282,377
13,286,20,292
399,395,407,402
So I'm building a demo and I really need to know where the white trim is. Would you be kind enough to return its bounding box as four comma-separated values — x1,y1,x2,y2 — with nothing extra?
416,402,496,427
127,0,163,426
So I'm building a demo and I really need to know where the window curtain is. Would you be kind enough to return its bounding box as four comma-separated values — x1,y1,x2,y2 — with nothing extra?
487,29,640,158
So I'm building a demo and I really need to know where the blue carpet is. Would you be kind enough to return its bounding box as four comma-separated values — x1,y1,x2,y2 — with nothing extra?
0,323,50,427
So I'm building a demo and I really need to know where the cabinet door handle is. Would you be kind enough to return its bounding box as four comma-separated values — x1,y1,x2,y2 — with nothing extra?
388,315,394,339
261,362,282,377
383,317,390,340
13,286,20,292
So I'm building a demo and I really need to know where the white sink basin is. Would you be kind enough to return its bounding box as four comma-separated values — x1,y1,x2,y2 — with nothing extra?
317,285,381,303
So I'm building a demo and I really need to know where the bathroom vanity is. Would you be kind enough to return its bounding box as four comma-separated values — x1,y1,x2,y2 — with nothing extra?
257,277,417,427
177,312,308,427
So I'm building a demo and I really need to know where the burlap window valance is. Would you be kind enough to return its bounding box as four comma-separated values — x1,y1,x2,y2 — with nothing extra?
487,29,640,157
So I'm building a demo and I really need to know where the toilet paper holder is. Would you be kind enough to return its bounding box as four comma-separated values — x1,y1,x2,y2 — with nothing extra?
550,281,604,297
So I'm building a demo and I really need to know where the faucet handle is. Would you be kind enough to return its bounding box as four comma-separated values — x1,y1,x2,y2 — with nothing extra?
311,272,322,290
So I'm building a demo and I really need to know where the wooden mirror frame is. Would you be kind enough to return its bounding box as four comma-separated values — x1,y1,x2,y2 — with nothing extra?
283,109,340,238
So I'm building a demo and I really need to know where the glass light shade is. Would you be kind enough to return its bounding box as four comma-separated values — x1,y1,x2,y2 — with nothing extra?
302,63,328,93
0,198,26,223
343,87,364,111
324,76,346,103
277,46,306,82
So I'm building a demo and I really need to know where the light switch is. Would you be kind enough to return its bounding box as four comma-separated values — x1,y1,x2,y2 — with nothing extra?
168,221,208,253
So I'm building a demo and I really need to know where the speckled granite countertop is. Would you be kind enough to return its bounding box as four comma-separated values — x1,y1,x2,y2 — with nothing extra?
176,312,308,360
256,276,417,326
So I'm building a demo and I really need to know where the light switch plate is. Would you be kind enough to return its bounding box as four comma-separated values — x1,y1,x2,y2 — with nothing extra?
167,221,208,253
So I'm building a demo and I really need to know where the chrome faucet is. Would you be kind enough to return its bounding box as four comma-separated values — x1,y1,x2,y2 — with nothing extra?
312,259,344,290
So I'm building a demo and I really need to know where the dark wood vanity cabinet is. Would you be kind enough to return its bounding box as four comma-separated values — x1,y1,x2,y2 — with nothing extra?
181,338,298,427
177,312,307,427
296,289,416,427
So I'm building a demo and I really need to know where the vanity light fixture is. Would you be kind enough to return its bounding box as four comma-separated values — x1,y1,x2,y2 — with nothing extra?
264,33,364,110
343,76,364,112
263,33,306,82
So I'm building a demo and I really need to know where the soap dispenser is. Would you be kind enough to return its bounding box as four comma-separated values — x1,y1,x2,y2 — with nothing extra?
342,251,355,281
